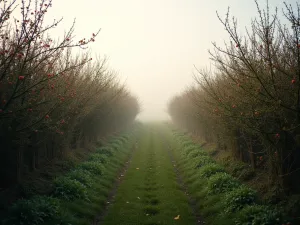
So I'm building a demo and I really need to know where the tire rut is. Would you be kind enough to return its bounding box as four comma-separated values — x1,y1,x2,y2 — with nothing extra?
166,142,205,225
92,141,138,225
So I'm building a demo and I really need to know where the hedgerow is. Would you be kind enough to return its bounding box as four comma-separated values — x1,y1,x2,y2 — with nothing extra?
0,0,139,190
167,0,300,197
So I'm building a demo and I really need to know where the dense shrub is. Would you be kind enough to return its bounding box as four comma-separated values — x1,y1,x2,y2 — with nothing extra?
110,142,122,151
116,136,128,144
5,196,59,225
78,161,105,175
95,146,114,157
181,140,195,149
235,205,283,225
66,169,93,187
224,186,258,213
53,177,87,200
208,173,240,194
198,163,225,178
192,155,214,168
187,149,208,159
88,153,108,164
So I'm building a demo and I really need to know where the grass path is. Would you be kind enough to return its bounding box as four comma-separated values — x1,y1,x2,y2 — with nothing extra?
99,126,196,225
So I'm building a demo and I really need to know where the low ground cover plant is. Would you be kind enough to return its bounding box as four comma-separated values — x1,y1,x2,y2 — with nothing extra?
171,130,289,225
3,127,138,225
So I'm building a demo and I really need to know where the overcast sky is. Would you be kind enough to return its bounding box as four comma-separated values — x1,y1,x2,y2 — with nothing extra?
44,0,295,121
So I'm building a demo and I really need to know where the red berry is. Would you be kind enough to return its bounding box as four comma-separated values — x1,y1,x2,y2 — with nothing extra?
18,76,25,80
292,79,296,84
45,115,50,119
275,133,280,139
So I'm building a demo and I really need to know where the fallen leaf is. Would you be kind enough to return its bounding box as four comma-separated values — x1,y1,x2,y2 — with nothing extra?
174,215,180,220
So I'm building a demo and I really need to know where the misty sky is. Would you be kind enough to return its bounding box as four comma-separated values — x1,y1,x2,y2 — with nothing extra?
45,0,295,121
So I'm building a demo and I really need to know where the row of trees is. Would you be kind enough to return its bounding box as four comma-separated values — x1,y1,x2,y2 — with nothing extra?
0,0,139,188
168,1,300,193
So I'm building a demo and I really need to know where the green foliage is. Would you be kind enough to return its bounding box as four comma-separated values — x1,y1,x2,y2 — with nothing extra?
171,130,286,225
181,140,195,148
113,139,124,146
208,173,240,194
182,145,198,155
95,146,114,156
5,196,59,225
109,142,121,151
192,155,214,168
228,161,255,181
117,136,128,143
78,161,104,175
187,149,208,158
224,186,258,213
66,169,93,187
53,177,88,200
198,163,225,178
88,153,108,163
235,205,283,225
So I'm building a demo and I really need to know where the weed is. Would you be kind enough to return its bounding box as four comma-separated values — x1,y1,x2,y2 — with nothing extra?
198,163,225,178
78,161,104,175
235,205,283,225
224,186,258,213
67,169,93,187
4,196,59,225
53,177,88,200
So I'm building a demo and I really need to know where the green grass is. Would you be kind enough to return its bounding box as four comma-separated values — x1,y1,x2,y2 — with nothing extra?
101,126,195,225
3,123,290,225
